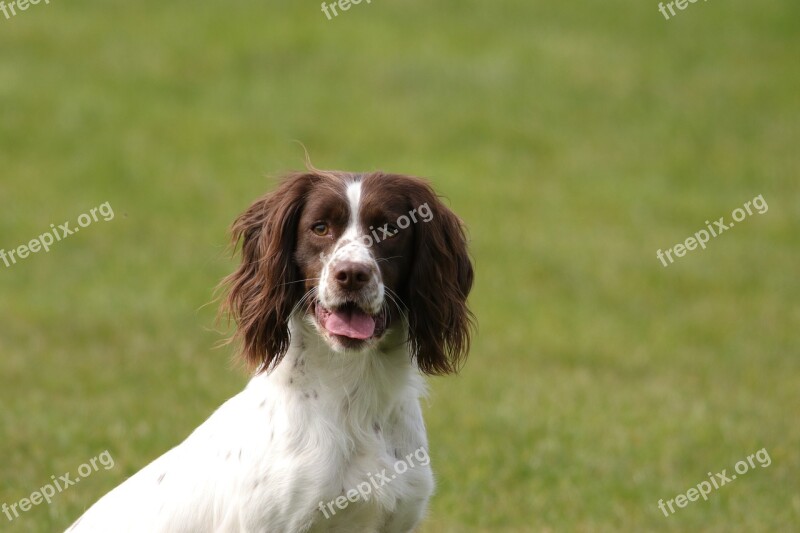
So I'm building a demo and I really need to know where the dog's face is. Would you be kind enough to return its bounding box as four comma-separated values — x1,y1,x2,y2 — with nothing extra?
222,171,473,374
295,179,414,351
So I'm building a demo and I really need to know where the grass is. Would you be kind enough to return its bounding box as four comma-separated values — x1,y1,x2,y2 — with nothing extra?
0,0,798,531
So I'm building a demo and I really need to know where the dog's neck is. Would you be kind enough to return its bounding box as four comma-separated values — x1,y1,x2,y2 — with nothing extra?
254,316,425,428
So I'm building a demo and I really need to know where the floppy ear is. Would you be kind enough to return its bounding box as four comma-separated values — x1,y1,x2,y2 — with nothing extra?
404,179,474,375
221,174,312,372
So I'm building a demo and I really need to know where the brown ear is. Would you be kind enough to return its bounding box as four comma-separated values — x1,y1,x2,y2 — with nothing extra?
220,174,313,372
404,178,474,375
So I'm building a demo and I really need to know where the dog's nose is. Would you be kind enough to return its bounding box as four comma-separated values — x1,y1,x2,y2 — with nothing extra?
333,262,372,291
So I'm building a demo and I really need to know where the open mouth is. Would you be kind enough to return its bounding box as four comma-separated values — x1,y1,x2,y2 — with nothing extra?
313,301,388,344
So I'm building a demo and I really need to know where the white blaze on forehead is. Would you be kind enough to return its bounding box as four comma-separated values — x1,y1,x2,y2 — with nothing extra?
317,177,384,314
345,180,362,237
335,179,370,261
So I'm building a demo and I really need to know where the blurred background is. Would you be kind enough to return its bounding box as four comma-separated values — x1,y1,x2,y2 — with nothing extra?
1,0,798,531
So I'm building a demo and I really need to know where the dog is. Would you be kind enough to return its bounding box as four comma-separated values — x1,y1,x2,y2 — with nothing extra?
68,170,474,532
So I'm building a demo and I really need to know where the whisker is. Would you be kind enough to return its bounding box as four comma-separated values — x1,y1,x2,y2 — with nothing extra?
289,287,317,318
277,278,320,288
383,288,409,326
384,287,408,311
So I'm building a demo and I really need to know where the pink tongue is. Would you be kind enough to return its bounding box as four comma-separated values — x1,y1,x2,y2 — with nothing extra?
324,308,376,340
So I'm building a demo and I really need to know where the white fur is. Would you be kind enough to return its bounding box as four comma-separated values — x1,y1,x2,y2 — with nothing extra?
68,179,435,533
317,180,383,316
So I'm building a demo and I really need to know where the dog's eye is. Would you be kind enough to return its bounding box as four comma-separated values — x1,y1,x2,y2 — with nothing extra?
384,224,399,238
311,222,329,236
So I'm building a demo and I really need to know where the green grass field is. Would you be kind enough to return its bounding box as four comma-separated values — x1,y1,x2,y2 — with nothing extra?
1,0,798,531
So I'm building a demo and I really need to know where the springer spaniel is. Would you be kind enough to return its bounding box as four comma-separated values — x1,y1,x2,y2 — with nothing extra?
68,170,473,532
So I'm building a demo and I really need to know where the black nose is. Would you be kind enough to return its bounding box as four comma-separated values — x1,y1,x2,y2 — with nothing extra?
333,262,372,291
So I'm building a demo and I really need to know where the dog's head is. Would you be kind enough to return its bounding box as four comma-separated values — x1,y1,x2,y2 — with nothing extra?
222,170,473,374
